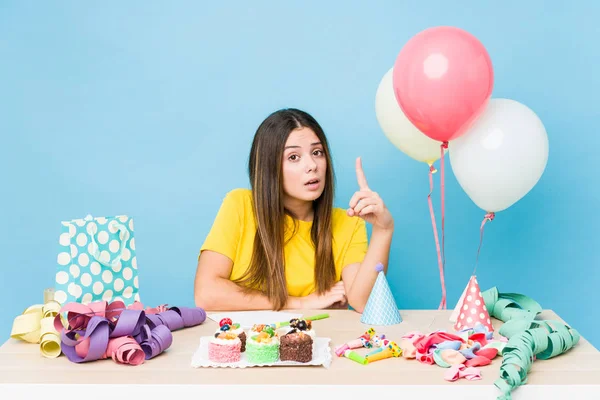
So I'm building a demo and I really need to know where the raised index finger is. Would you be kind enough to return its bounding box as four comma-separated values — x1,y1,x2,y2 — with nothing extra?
355,157,369,190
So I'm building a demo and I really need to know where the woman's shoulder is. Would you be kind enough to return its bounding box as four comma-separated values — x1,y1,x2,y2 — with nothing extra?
223,187,253,203
217,188,254,219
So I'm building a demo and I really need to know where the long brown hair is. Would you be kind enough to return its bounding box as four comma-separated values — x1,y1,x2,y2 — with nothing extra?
234,108,336,310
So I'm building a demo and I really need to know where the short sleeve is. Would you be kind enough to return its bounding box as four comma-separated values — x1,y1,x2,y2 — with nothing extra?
342,218,368,267
199,189,245,262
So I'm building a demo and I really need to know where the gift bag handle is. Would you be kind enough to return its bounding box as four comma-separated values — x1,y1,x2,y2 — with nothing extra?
87,218,131,268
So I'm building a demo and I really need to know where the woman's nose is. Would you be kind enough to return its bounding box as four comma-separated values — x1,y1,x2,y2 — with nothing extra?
305,158,317,173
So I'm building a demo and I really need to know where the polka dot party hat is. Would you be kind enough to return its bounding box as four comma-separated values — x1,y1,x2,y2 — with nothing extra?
452,275,493,332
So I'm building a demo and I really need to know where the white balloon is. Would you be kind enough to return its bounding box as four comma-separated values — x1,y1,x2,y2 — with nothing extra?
449,98,549,213
376,67,444,164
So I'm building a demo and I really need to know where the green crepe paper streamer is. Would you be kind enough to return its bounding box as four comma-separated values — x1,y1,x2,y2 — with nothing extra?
494,320,580,399
482,287,542,323
480,287,580,400
494,321,579,399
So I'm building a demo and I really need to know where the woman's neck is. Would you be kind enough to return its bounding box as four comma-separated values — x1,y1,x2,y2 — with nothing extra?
283,196,314,222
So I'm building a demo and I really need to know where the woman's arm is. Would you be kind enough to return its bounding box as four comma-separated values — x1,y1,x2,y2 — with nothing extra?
342,227,393,312
195,250,306,310
342,157,395,313
195,250,349,311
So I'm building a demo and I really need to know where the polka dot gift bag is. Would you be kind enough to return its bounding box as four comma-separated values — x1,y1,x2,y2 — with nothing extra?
54,214,140,306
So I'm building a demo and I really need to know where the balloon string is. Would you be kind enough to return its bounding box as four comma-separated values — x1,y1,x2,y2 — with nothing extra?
440,142,448,309
428,164,446,310
474,212,495,276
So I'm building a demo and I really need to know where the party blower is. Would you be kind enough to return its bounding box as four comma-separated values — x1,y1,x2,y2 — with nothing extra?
343,349,368,365
334,328,376,357
366,333,391,356
365,341,401,362
269,313,329,329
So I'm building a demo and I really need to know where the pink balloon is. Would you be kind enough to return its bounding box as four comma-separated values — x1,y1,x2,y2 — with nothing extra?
393,26,494,143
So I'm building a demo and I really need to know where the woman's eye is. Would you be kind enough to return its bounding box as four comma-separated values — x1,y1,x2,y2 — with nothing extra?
313,149,324,156
289,154,299,161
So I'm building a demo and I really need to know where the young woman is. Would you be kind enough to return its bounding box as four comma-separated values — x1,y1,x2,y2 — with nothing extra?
194,108,394,312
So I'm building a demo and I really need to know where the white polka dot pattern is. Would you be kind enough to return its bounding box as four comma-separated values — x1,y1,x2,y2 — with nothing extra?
76,233,88,247
70,245,78,258
55,290,67,304
88,242,98,256
82,293,93,304
102,270,113,284
123,268,133,281
86,223,97,236
102,290,114,302
69,264,80,278
114,278,124,292
54,215,140,306
112,260,122,273
123,286,133,299
59,233,70,246
121,248,131,262
99,250,111,263
452,276,493,332
57,252,70,266
78,253,90,267
98,231,109,245
80,273,92,287
90,262,101,275
56,271,69,285
68,283,82,299
109,240,120,253
93,282,104,295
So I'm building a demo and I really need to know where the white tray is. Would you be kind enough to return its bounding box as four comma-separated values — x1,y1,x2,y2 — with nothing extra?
191,336,332,368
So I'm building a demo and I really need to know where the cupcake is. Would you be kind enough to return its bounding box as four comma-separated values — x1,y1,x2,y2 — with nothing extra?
216,318,246,352
280,329,313,363
208,332,241,363
245,324,279,364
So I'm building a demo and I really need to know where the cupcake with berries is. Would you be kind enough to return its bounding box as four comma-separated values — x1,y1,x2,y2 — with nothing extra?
215,318,246,352
279,318,314,363
245,324,279,364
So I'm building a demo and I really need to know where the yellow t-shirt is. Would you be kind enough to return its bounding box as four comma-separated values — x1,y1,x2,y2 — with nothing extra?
200,188,368,297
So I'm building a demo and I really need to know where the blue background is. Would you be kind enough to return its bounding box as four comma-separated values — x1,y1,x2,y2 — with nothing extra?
1,1,598,348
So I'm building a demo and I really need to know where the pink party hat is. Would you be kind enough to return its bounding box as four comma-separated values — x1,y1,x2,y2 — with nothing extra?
453,275,493,332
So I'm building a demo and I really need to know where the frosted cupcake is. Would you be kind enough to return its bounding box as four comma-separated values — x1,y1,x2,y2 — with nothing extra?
208,332,241,363
246,324,279,364
215,318,246,352
280,330,313,363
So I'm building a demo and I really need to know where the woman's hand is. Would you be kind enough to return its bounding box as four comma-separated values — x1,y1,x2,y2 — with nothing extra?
299,281,347,309
347,157,394,231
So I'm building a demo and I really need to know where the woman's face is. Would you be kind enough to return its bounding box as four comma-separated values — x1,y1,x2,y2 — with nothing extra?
281,127,327,204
